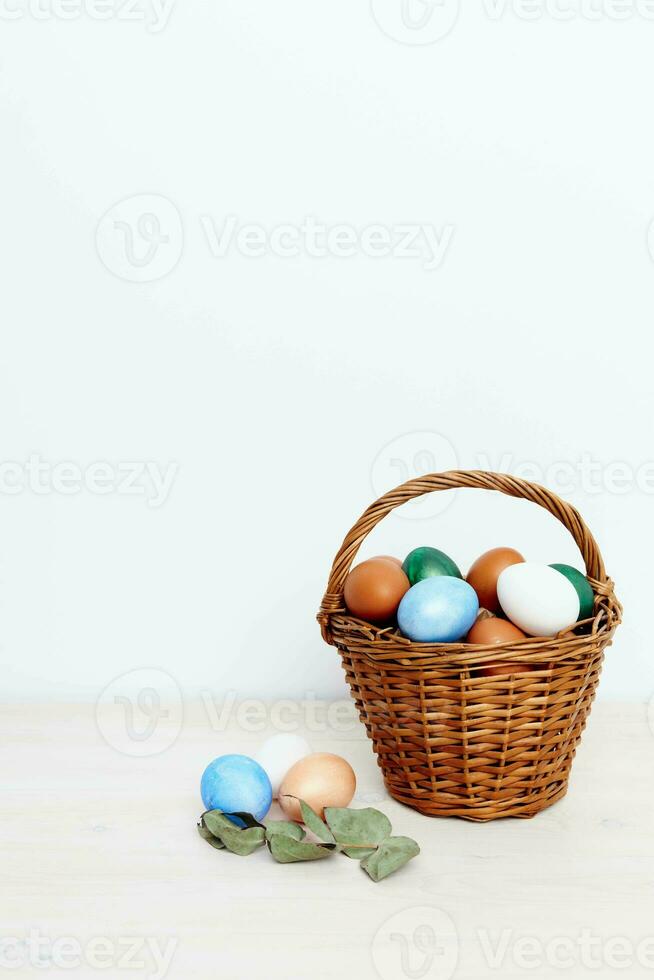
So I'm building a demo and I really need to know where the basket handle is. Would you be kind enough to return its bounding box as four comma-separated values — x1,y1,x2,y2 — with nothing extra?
318,470,611,642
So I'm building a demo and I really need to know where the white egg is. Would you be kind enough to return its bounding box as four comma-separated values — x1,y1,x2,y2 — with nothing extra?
254,733,312,797
497,562,580,637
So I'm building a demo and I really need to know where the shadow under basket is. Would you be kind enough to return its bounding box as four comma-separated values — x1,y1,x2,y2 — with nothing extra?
317,471,622,822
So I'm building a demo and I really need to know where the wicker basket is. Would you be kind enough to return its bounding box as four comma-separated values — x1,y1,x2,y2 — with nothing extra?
317,471,621,822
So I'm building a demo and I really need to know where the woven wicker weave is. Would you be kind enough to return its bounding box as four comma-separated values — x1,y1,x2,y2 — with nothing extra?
317,471,621,821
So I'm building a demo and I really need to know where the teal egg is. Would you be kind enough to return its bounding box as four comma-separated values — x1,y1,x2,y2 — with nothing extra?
402,546,461,585
549,563,594,620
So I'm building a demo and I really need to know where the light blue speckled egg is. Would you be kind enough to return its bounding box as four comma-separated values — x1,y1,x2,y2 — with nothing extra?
397,576,479,643
200,754,272,825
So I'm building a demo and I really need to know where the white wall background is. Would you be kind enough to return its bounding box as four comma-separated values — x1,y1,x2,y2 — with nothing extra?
1,0,651,704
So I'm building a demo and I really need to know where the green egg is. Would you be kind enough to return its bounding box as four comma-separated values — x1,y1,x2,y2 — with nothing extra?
402,546,462,586
549,563,595,620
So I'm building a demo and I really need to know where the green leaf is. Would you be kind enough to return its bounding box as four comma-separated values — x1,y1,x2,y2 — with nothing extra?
219,825,266,856
265,820,306,842
360,836,420,882
268,834,334,864
203,809,241,837
229,811,265,830
201,809,265,856
298,799,336,844
196,805,420,878
324,807,392,859
197,820,225,849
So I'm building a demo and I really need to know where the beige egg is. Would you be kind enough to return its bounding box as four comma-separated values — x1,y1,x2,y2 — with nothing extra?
278,752,356,821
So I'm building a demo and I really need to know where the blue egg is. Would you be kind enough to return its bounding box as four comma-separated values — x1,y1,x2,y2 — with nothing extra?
397,576,479,642
200,754,272,826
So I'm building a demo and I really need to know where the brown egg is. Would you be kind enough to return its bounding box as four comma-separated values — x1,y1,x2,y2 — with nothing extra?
468,615,539,676
479,663,539,677
466,547,525,612
374,554,402,567
344,558,409,622
467,616,527,645
279,753,356,821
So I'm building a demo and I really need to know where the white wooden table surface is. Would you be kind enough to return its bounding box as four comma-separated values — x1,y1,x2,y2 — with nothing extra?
2,699,653,979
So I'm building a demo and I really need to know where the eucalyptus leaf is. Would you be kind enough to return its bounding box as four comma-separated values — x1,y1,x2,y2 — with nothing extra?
265,821,306,842
203,809,242,838
360,836,420,882
268,835,334,864
229,811,265,830
219,825,266,856
324,807,392,859
201,809,265,856
298,799,336,844
195,802,419,880
197,820,225,849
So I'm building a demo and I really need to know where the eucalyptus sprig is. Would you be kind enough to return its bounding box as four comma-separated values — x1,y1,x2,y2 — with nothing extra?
196,800,419,882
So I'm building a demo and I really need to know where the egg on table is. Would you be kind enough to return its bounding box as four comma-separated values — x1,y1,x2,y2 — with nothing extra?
550,563,595,620
497,562,580,636
397,576,479,643
200,754,272,825
254,733,312,797
402,546,461,585
343,558,409,622
466,547,525,612
279,753,356,821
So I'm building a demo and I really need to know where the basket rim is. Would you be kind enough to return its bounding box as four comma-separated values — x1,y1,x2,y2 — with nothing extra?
326,599,620,667
318,470,623,652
